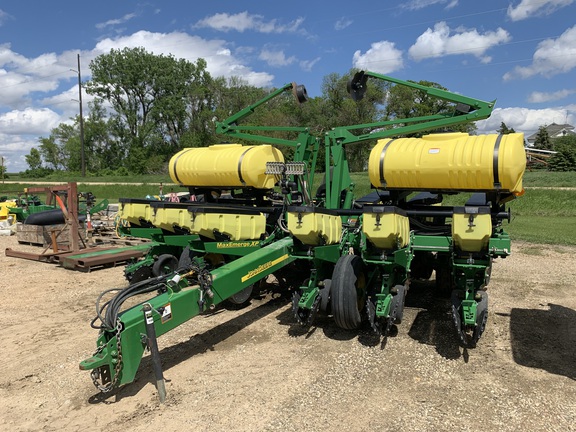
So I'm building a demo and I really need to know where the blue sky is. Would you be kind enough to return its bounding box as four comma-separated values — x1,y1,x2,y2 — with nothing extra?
1,0,575,172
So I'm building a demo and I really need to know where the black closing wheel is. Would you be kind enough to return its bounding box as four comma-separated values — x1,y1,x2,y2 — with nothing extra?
331,255,366,330
152,254,178,277
391,284,407,324
128,265,153,284
227,284,253,307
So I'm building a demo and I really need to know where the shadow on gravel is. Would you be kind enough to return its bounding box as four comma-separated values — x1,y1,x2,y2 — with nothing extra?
88,293,290,404
510,304,576,380
275,279,464,353
405,279,462,360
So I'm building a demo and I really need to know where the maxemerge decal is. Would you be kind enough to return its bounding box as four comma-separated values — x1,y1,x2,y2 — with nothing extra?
216,241,260,248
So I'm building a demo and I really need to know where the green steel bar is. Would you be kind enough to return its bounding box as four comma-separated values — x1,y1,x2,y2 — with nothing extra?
411,234,452,252
80,237,295,388
363,71,495,110
329,70,495,146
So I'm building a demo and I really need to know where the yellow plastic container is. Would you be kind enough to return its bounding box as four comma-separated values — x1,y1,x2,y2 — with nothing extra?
119,200,154,226
363,206,410,250
152,207,190,233
287,207,342,246
185,209,266,240
0,201,16,221
169,144,284,189
368,133,526,194
452,207,492,252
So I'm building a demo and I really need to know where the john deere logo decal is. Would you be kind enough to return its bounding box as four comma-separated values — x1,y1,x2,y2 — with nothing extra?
241,254,289,282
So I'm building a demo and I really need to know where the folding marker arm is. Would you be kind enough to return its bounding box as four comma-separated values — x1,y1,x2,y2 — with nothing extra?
332,70,496,145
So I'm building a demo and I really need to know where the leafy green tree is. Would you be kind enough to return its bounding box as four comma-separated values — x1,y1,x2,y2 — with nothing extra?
38,135,66,171
25,148,42,171
497,122,516,134
533,125,553,150
86,47,214,173
212,76,268,131
83,100,121,173
37,122,82,172
548,135,576,171
385,80,477,136
24,147,54,178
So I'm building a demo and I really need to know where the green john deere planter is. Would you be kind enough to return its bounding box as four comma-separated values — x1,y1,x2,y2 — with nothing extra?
80,70,525,398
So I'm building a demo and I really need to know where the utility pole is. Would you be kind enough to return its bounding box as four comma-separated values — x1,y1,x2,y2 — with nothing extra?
76,54,86,177
1,156,4,184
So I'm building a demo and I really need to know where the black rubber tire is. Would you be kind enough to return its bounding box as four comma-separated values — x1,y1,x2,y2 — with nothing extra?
152,254,178,277
331,255,366,330
24,208,86,225
227,284,253,306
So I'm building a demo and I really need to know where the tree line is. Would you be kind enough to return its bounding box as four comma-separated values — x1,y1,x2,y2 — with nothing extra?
29,47,575,178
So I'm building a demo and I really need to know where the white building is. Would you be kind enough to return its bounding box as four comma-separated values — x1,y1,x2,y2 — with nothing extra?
526,123,575,146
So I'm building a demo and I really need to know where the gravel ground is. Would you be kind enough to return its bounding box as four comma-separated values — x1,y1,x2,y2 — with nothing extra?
1,234,575,432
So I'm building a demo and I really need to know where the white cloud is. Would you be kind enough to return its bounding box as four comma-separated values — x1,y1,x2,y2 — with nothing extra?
0,108,61,135
0,135,38,171
0,44,90,108
96,13,137,30
352,41,404,74
507,0,574,21
93,30,274,87
334,17,353,31
528,88,576,103
503,25,576,80
401,0,459,10
408,22,511,62
476,105,576,135
0,30,277,172
194,11,305,34
0,9,13,26
39,85,98,120
259,49,296,67
300,57,321,72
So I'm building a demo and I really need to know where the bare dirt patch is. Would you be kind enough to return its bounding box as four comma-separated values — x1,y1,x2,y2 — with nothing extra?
1,235,575,432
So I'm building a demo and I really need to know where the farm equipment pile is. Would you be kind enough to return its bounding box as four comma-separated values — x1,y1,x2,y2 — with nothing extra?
80,71,526,397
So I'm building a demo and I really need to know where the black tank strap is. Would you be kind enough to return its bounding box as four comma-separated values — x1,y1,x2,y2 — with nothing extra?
379,139,397,188
493,134,504,189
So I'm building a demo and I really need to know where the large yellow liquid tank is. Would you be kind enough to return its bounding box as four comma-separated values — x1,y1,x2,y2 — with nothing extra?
169,144,284,189
368,133,526,194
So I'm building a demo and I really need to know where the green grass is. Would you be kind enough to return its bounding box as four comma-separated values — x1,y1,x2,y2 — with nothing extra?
521,170,576,187
505,216,576,245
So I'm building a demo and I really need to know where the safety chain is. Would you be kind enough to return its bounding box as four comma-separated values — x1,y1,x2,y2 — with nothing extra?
90,318,123,393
